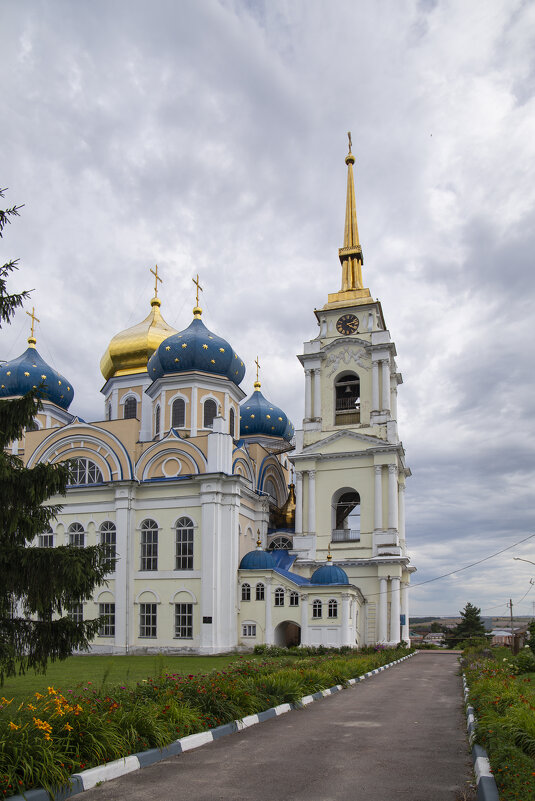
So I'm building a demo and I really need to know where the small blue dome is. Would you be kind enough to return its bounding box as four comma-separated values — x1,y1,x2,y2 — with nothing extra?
310,562,349,585
0,343,74,410
239,549,275,570
147,316,245,386
239,387,294,442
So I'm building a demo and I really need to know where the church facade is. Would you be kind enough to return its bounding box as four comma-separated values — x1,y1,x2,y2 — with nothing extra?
2,140,414,653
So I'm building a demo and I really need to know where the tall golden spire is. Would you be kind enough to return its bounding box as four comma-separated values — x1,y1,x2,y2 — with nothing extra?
254,355,261,390
339,132,364,290
325,133,372,309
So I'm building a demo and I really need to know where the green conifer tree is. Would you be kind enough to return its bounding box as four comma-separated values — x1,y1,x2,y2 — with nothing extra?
449,602,488,647
0,188,112,683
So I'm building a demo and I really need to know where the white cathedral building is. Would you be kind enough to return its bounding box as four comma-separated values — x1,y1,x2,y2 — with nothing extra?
1,141,414,653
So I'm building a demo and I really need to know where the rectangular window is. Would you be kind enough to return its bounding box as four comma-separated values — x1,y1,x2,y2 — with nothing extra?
175,529,194,570
39,533,54,548
98,603,115,636
69,603,83,623
242,623,256,637
141,530,158,570
139,603,157,638
174,603,193,639
69,532,84,547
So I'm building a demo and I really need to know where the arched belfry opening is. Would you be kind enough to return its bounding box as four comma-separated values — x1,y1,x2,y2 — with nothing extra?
332,488,361,542
334,371,360,425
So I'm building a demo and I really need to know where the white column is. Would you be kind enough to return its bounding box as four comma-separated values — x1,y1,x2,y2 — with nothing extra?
313,369,321,418
381,359,391,412
307,470,316,535
387,465,398,530
371,361,379,412
300,594,309,645
399,484,406,545
191,386,198,436
374,466,383,530
304,369,312,419
401,582,409,643
378,578,388,643
265,580,273,645
341,593,351,646
389,577,401,644
295,471,303,534
391,384,398,421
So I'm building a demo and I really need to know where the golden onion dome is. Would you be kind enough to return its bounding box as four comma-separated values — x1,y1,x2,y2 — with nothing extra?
100,297,177,381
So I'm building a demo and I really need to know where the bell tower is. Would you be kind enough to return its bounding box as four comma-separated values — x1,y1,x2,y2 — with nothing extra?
290,135,413,645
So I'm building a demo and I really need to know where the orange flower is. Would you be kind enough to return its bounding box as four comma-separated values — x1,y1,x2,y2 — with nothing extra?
8,722,19,730
63,723,73,732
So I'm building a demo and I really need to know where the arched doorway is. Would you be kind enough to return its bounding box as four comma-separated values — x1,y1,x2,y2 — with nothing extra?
274,621,301,647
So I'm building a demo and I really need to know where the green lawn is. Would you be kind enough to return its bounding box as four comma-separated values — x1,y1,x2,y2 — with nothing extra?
1,653,252,706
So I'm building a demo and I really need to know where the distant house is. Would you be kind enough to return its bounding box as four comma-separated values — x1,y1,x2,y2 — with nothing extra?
491,628,527,648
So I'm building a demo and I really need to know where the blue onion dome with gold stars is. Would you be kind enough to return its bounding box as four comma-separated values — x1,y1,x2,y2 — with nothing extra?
0,336,74,409
239,379,294,441
311,553,349,585
147,307,246,385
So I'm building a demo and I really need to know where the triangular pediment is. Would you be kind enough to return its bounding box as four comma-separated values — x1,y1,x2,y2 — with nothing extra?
299,428,386,456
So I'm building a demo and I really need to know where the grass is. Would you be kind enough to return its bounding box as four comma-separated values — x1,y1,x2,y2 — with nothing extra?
1,653,258,706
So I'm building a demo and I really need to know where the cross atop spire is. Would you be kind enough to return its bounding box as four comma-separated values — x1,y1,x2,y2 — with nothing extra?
254,355,261,390
26,306,40,346
192,274,203,318
150,264,162,298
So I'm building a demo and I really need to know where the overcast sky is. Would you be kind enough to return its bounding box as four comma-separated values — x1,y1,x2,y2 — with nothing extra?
2,0,535,617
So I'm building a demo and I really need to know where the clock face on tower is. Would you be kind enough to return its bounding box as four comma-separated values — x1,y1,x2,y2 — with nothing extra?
336,314,359,335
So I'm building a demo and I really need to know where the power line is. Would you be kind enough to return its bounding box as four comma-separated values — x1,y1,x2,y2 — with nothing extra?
363,532,535,598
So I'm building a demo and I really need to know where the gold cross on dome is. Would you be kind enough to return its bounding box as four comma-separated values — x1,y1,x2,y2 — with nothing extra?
192,274,203,306
347,131,352,153
150,264,162,297
255,355,260,383
26,307,40,338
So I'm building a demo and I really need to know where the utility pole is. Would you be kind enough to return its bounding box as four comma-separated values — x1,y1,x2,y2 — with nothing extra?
509,598,515,654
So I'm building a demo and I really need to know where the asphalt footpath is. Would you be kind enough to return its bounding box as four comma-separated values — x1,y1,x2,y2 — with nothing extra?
81,652,472,801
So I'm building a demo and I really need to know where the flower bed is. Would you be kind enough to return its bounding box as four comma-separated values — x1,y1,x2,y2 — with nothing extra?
463,648,535,800
0,646,412,797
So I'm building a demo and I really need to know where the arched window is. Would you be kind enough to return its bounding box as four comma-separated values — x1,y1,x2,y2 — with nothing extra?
68,458,103,486
264,478,278,503
140,518,158,571
274,587,285,607
100,521,116,567
172,398,185,428
268,536,293,551
334,372,360,425
107,403,112,421
241,583,251,601
154,405,161,437
328,599,338,618
229,407,235,437
175,516,194,570
68,522,85,547
203,399,217,429
124,397,137,419
289,591,299,607
333,491,361,542
256,583,265,601
26,419,39,432
312,599,322,618
39,526,53,548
